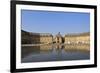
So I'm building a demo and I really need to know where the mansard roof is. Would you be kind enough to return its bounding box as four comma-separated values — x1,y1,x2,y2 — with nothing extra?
65,32,90,37
30,32,53,37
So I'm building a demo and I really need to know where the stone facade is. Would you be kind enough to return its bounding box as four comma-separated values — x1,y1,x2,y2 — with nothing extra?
21,30,32,44
22,30,90,44
39,33,53,44
64,32,90,44
29,33,40,44
22,30,53,44
55,32,63,43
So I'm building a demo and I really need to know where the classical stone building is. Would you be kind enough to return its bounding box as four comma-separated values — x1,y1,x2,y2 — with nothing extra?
39,33,53,44
29,32,40,44
21,30,32,44
21,30,53,44
22,30,90,45
64,32,90,44
55,32,63,43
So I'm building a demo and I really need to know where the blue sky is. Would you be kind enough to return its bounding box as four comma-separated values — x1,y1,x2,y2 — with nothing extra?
21,10,90,35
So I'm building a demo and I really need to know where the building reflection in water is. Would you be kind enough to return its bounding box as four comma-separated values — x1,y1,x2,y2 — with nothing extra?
64,44,90,51
22,44,90,59
21,46,40,58
21,44,90,60
39,45,53,53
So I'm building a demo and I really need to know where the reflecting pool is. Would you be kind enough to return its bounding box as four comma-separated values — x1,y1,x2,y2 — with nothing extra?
21,44,90,63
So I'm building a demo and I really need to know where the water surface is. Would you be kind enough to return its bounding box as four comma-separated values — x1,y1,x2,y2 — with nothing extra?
21,44,90,63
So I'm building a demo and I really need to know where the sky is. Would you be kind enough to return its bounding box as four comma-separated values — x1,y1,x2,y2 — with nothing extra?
21,10,90,36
